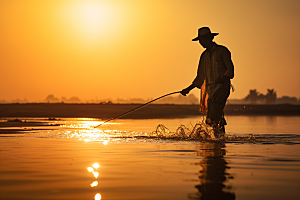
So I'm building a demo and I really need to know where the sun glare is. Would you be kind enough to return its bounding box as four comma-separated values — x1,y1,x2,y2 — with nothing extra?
61,1,122,43
77,2,111,35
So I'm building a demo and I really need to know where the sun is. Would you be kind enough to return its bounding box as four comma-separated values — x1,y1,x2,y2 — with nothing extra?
60,1,121,43
75,2,112,36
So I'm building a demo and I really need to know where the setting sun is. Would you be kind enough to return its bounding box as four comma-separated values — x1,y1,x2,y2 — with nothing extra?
60,1,121,43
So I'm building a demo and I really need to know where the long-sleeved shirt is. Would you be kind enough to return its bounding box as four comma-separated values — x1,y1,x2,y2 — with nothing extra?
192,42,234,112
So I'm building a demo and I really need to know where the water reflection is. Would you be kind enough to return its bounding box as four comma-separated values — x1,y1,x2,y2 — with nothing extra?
58,118,115,129
190,142,235,199
93,171,99,178
90,181,98,187
93,163,100,169
87,163,102,200
95,193,101,200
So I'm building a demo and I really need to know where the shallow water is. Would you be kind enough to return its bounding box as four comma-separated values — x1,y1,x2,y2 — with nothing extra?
0,116,300,200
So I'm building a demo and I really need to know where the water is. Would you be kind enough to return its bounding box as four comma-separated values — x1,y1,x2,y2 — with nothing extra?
0,116,300,200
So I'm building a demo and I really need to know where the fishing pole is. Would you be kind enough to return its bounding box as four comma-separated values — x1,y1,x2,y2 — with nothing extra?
94,91,181,128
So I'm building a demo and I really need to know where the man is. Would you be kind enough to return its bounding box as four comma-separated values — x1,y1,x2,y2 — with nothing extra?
181,27,234,134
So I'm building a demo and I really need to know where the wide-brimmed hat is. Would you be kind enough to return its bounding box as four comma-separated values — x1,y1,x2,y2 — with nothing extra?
192,27,219,41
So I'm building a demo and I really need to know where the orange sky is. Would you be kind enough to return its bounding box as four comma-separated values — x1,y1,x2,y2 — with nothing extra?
1,0,300,102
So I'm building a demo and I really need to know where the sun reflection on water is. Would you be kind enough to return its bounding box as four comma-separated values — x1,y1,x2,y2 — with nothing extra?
92,171,99,178
102,140,109,145
50,118,150,143
93,163,100,169
87,167,94,172
59,118,115,129
60,128,127,143
87,163,102,199
90,181,98,187
95,193,101,200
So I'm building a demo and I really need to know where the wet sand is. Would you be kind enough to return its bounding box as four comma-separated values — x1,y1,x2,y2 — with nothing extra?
0,103,299,119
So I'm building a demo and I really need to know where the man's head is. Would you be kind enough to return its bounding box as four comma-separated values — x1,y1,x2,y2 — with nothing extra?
192,27,218,48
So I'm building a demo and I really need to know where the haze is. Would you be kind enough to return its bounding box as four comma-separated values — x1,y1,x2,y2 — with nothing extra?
1,0,300,102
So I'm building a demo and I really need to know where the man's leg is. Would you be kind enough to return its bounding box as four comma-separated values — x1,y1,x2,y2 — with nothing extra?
206,84,230,132
219,114,227,133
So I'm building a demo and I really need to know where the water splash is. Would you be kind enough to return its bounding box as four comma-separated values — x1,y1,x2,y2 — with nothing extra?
149,121,255,142
148,122,300,144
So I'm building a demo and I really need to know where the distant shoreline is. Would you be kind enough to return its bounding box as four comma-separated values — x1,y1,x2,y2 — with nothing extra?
0,103,299,119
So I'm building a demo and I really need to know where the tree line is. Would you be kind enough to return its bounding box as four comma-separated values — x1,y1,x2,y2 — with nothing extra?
244,89,300,104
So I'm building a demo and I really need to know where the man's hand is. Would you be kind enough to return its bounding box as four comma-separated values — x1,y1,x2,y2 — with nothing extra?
180,88,190,96
215,75,230,84
180,84,196,96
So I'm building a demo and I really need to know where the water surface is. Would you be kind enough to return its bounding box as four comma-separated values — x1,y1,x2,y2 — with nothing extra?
0,116,300,200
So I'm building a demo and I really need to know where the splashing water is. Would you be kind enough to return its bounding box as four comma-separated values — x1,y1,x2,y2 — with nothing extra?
150,122,217,139
147,122,300,144
149,120,256,142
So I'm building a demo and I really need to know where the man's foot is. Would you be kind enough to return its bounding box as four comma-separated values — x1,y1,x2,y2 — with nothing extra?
220,126,225,133
214,128,225,138
205,118,218,127
218,117,226,137
205,117,227,138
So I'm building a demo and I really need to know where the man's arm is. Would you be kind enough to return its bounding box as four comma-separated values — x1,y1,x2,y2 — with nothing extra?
215,47,234,84
181,84,196,96
222,47,234,79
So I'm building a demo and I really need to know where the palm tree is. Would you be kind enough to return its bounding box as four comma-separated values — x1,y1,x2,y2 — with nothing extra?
245,89,260,104
265,89,277,104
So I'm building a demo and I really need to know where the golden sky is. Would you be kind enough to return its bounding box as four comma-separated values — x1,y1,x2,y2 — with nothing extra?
1,0,300,102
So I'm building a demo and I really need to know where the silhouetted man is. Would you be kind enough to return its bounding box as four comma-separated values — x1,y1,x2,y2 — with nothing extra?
181,27,234,134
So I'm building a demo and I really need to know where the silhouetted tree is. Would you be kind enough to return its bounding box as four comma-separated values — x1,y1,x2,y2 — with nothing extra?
245,89,261,104
265,89,277,104
45,94,60,103
67,96,81,103
245,89,278,104
277,96,298,104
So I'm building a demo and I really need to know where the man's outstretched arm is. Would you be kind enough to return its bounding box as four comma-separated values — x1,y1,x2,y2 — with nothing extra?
181,84,196,96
